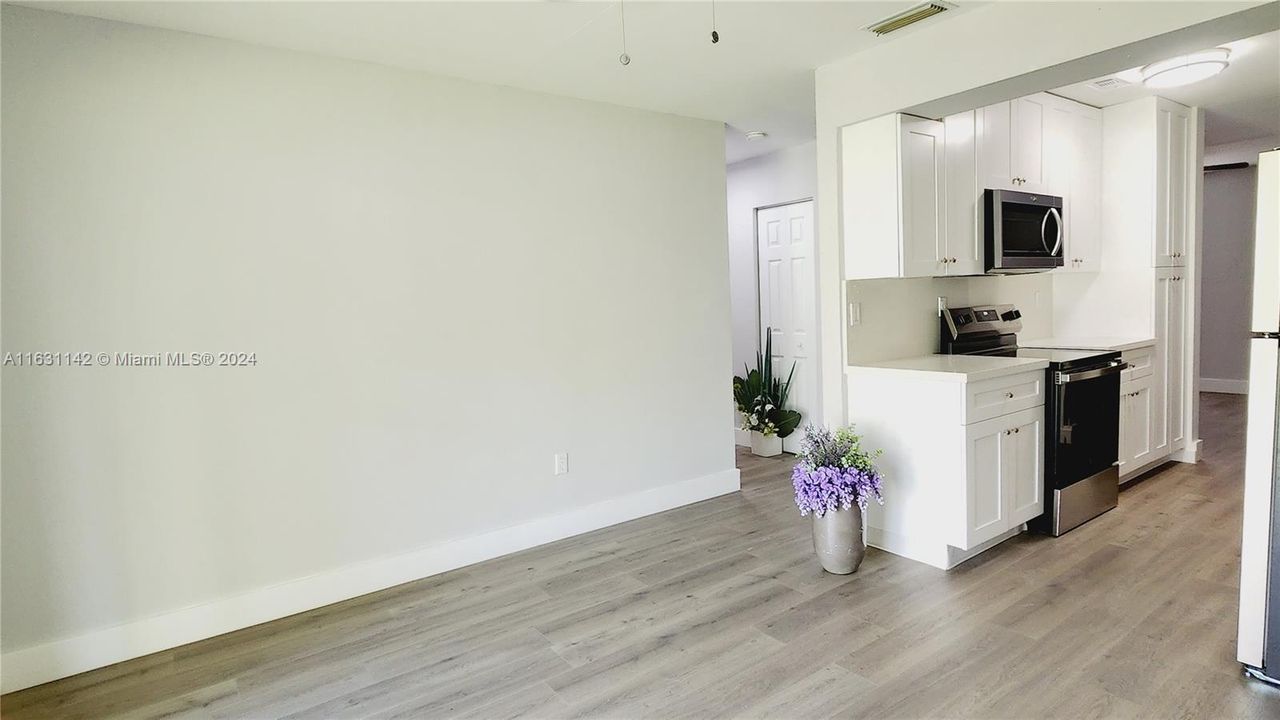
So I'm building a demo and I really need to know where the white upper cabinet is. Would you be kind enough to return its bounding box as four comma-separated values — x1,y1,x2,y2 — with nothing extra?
1155,100,1192,267
977,94,1054,193
842,114,947,279
977,101,1014,192
943,110,984,276
1011,95,1049,192
1066,106,1103,272
1046,97,1103,273
841,94,1103,280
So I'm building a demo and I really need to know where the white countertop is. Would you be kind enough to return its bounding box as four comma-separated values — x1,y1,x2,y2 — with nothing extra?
1019,336,1156,352
847,354,1049,383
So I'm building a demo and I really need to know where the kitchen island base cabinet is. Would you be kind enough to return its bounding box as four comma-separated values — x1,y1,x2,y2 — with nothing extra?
849,366,1046,570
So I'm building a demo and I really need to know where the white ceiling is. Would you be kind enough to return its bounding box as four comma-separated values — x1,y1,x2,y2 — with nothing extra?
1054,30,1280,147
17,1,981,164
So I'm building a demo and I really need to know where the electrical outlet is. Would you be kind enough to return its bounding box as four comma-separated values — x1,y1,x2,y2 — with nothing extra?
848,302,861,326
937,296,948,316
554,453,568,476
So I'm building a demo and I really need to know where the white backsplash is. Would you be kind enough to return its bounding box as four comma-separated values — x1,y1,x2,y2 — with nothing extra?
846,272,1055,364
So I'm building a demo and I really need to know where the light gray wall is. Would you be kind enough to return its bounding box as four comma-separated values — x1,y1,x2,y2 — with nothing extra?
1201,162,1259,389
725,141,817,373
1,5,735,683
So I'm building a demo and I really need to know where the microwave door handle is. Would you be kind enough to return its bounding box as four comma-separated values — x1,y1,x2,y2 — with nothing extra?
1049,207,1063,256
1040,209,1053,254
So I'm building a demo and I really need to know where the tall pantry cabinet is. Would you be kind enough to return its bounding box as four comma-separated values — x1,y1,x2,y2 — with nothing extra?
1091,96,1200,477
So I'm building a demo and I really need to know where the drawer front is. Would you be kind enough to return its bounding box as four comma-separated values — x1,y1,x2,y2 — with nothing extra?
965,371,1046,424
1123,346,1154,381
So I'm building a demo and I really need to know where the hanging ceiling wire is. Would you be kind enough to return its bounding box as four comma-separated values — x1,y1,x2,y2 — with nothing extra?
618,0,631,65
710,0,719,44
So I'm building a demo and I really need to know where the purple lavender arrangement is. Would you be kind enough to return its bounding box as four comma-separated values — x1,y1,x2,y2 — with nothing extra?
792,424,884,517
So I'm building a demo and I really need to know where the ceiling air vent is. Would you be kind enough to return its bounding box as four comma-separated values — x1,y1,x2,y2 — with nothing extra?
1090,76,1131,90
864,2,954,36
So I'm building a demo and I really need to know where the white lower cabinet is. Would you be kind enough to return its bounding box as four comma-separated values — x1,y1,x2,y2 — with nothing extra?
1154,268,1187,458
963,408,1044,549
1117,343,1159,481
1119,376,1154,479
847,365,1046,570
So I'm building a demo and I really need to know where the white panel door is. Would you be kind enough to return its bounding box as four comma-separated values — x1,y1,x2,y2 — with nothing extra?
1152,268,1186,457
1011,95,1048,192
1043,101,1074,198
1155,102,1191,267
1167,270,1186,452
1120,380,1154,476
757,200,818,453
1067,107,1103,272
944,110,983,276
964,414,1010,550
1152,271,1172,456
1008,412,1044,525
977,101,1015,192
898,116,946,278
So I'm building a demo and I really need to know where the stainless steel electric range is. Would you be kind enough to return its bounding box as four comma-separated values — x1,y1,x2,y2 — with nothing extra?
941,304,1126,536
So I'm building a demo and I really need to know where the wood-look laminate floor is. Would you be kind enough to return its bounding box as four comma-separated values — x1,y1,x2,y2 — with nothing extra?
5,393,1280,719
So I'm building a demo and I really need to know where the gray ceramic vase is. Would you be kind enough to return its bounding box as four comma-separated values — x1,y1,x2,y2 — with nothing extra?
812,506,866,574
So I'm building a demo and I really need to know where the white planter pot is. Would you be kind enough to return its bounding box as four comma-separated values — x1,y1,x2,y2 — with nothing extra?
750,431,782,457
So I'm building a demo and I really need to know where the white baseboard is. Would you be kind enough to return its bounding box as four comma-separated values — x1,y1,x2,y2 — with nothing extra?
1201,377,1248,394
0,468,741,694
1172,439,1203,464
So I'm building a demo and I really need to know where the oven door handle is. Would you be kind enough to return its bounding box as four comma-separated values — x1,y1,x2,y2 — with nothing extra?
1055,361,1127,385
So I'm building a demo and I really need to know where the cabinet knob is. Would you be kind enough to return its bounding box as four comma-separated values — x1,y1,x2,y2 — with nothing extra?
1006,392,1014,399
1015,427,1020,433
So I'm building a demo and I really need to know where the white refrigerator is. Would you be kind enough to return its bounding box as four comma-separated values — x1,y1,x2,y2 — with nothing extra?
1239,148,1280,684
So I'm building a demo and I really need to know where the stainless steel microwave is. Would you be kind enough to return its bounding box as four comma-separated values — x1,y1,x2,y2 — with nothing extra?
984,189,1064,273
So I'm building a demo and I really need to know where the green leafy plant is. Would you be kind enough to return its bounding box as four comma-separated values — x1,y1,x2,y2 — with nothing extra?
732,329,802,438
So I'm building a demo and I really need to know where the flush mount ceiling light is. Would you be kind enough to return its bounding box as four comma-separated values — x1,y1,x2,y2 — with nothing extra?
1141,47,1231,88
744,131,768,141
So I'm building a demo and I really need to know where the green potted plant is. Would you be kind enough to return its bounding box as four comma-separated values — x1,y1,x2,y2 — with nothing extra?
733,330,802,457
